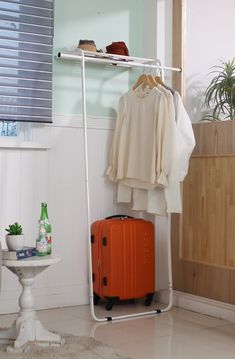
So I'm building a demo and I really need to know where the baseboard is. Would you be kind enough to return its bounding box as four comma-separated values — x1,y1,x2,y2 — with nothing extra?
4,284,235,323
158,290,235,323
0,284,89,315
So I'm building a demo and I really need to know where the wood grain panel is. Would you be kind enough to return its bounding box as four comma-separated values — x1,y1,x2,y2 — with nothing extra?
172,121,235,304
193,121,235,156
172,211,235,303
182,156,235,269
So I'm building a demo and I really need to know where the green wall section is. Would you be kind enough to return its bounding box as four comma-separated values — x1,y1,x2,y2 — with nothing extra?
53,0,144,117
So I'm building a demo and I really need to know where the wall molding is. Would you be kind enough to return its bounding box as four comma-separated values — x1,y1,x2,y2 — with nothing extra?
0,284,89,315
3,283,235,322
52,114,116,130
159,290,235,323
0,138,51,150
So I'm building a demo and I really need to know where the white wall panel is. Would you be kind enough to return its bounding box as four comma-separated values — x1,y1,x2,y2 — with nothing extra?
48,126,88,291
19,150,49,248
4,151,21,228
0,151,22,293
0,118,122,314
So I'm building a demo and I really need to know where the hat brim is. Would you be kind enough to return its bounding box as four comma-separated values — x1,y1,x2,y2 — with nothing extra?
78,44,97,52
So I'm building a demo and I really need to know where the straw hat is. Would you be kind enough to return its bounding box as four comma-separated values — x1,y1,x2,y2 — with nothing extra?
78,40,97,52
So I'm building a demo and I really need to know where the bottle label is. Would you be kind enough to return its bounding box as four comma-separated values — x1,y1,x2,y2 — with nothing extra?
44,219,51,233
37,220,48,255
36,239,47,255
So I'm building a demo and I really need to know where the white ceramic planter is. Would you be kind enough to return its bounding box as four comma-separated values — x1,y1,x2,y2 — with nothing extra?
6,234,24,251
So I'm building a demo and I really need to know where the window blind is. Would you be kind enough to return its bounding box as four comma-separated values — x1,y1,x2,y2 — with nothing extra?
0,0,54,123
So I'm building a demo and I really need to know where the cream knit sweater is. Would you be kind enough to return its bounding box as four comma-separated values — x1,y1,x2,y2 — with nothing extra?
106,86,177,190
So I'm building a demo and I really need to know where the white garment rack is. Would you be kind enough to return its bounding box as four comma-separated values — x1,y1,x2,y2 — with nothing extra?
57,49,182,322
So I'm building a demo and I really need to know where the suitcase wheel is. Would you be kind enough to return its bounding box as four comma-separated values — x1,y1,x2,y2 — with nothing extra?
105,297,118,311
93,293,100,305
144,293,154,306
105,302,114,311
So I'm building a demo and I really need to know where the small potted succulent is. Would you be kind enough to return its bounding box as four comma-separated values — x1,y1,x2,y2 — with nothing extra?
5,222,24,251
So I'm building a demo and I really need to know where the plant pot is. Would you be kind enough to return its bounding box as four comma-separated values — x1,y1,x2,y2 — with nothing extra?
6,234,24,251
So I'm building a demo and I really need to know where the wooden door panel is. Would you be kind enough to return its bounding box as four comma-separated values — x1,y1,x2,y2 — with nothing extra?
172,121,235,304
182,156,235,269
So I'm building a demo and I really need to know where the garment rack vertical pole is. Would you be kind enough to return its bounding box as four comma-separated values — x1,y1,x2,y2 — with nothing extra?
57,49,181,322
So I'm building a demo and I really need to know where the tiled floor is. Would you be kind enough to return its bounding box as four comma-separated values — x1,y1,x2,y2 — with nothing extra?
1,302,235,359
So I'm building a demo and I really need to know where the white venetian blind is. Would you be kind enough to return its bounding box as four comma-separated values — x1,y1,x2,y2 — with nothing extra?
0,0,54,123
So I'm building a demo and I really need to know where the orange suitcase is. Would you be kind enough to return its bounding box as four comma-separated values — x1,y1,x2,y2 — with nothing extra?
91,215,155,310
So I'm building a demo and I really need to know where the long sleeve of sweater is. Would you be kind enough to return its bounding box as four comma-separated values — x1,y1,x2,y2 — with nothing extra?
106,97,125,182
155,88,177,187
174,92,195,181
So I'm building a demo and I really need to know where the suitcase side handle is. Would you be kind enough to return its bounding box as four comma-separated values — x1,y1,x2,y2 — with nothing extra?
105,214,133,220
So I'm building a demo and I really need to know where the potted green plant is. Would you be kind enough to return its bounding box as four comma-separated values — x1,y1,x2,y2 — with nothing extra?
203,58,235,121
5,222,24,251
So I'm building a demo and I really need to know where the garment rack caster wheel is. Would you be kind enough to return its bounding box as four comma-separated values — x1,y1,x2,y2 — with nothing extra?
93,293,100,305
144,293,154,306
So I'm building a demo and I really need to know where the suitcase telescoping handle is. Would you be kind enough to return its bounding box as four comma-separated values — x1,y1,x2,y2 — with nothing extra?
105,214,133,220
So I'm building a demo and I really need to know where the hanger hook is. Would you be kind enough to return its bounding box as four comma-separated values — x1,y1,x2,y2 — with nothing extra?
151,64,155,76
155,59,162,77
143,63,146,74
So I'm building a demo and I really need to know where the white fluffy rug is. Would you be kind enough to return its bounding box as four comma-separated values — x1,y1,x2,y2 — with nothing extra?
0,335,130,358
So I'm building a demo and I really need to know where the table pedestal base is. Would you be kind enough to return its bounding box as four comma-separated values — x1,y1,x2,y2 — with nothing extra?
0,315,64,352
0,259,64,352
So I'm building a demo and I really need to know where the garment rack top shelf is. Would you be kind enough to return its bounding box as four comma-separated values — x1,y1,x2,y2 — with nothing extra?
57,50,182,72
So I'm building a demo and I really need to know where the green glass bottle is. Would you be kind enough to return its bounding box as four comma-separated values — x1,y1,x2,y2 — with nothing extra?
40,202,52,255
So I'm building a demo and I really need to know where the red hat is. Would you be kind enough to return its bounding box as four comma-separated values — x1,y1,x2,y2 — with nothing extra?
106,42,129,56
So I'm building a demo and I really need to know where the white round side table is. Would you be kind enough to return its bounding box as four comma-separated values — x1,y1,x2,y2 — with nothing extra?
0,255,63,351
